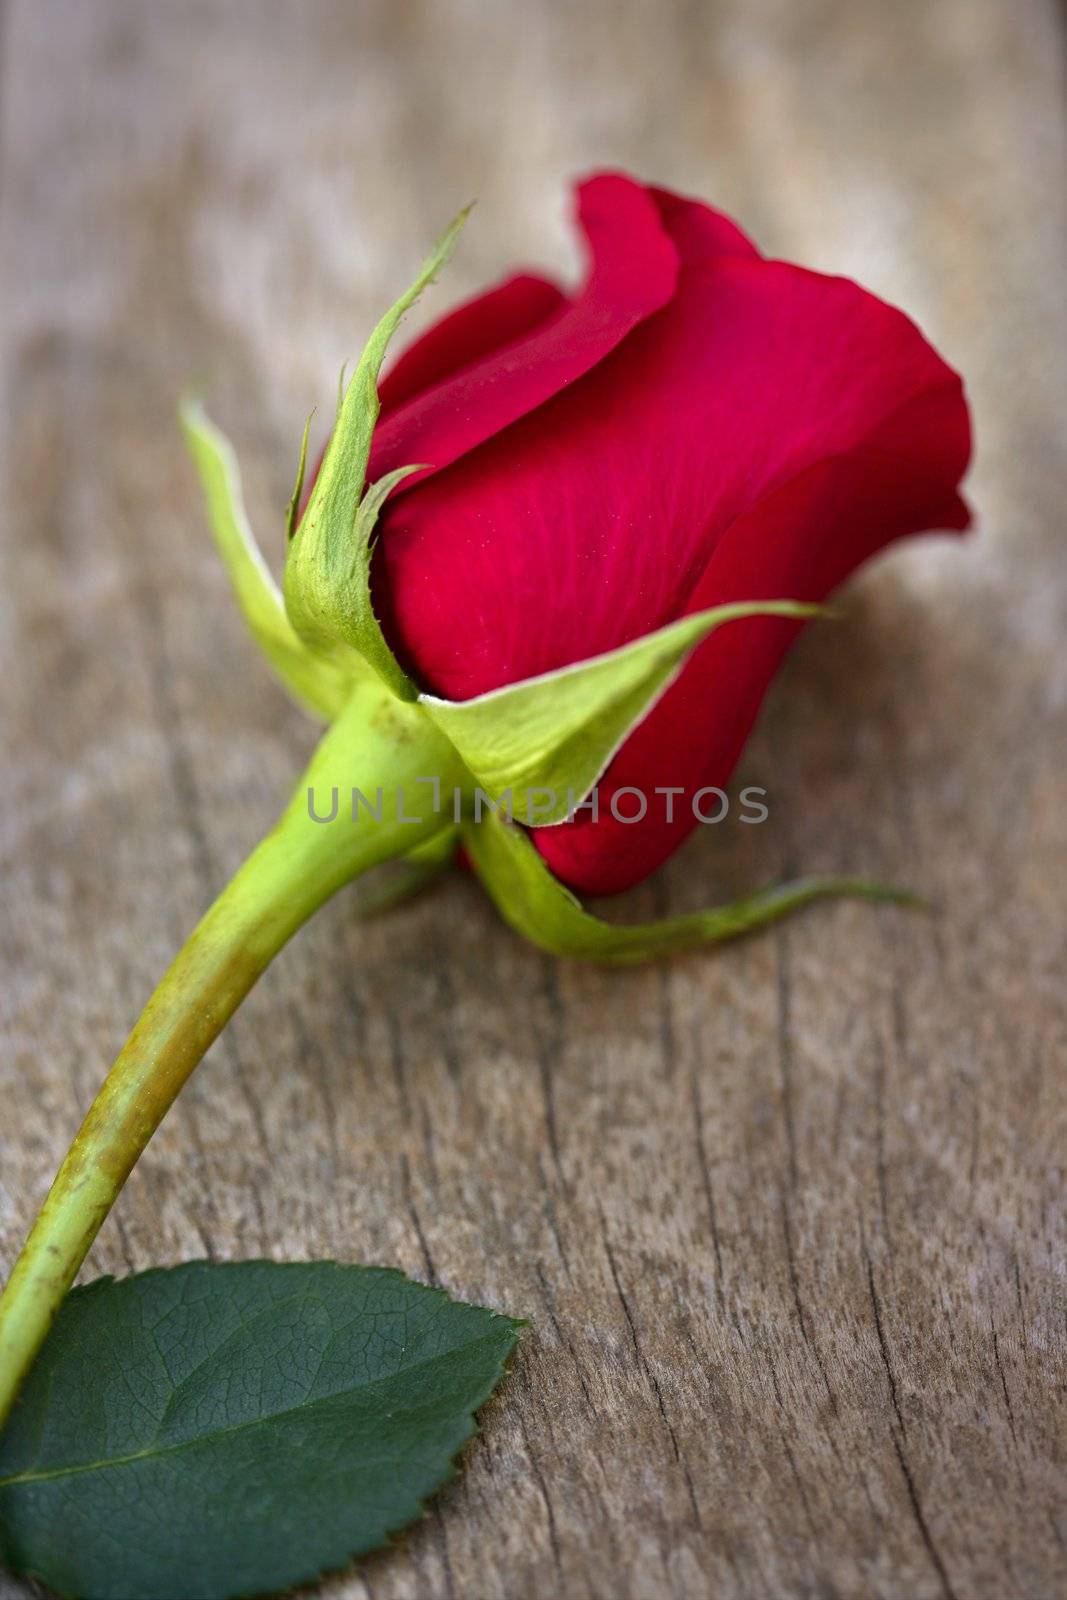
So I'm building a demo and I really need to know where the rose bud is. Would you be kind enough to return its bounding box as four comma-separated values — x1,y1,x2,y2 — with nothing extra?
0,176,970,1423
364,172,972,894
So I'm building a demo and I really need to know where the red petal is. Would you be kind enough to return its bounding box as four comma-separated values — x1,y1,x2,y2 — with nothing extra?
297,276,569,525
648,183,760,263
533,375,971,893
369,179,971,894
378,273,567,413
368,172,679,491
377,239,970,702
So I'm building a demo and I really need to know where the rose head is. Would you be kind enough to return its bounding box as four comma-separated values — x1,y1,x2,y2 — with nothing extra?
355,172,971,893
185,169,972,921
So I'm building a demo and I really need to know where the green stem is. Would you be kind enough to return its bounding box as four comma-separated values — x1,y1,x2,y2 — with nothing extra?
0,683,461,1429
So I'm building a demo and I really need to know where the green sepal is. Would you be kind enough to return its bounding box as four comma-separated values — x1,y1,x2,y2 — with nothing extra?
284,209,470,699
344,462,427,699
423,601,823,824
180,397,359,719
285,410,313,542
464,809,922,964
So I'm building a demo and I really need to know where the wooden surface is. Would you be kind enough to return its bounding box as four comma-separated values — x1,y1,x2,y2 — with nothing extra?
1,3,1065,1597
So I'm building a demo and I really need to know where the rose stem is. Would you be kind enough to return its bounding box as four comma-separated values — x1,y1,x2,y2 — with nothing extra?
0,683,461,1429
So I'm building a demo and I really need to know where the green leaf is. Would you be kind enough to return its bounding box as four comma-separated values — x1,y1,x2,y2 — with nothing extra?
464,807,923,963
284,210,470,700
423,601,823,824
180,397,359,719
0,1261,520,1600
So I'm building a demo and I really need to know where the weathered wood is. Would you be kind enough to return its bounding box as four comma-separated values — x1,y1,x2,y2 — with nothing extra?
0,2,1064,1597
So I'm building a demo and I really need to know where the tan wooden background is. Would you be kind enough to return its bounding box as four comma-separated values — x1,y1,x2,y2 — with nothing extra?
1,3,1064,1597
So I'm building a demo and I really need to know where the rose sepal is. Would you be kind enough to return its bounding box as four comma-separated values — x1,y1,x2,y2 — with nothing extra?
180,395,360,718
420,600,824,824
463,806,923,964
283,208,470,700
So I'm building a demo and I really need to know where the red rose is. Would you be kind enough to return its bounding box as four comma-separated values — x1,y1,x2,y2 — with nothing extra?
0,180,972,1453
361,171,970,894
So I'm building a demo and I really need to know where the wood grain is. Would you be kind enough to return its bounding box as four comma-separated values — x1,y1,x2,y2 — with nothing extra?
1,2,1064,1597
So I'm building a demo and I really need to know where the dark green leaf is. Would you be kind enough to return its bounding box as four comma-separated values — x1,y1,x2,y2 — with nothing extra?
0,1260,521,1600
